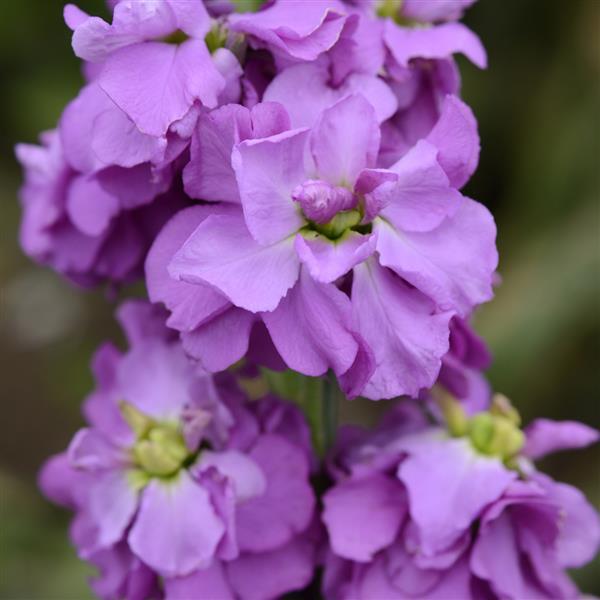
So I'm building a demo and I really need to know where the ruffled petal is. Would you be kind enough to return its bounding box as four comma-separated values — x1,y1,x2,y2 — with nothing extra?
351,260,453,399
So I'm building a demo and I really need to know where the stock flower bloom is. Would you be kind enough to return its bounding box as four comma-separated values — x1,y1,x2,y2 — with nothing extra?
151,93,496,398
15,131,185,286
322,399,600,600
65,0,227,137
39,301,318,599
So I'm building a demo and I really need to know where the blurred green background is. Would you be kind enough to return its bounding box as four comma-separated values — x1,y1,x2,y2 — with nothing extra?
0,1,598,597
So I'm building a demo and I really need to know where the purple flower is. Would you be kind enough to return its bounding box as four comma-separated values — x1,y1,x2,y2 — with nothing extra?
65,0,228,136
322,398,600,599
15,130,186,286
149,93,497,399
39,300,318,599
379,12,486,166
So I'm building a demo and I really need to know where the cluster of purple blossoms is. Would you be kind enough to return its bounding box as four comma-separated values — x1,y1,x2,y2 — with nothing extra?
41,301,318,599
16,0,598,598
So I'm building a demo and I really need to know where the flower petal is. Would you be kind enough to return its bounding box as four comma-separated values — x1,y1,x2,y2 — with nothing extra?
352,260,453,399
169,210,300,313
264,59,397,128
100,39,224,137
310,94,379,186
323,474,406,562
129,472,225,577
164,562,234,600
227,532,317,600
295,231,376,283
236,434,315,552
523,419,599,460
145,205,233,333
426,94,480,189
262,269,363,380
384,21,487,70
398,437,515,557
376,139,464,232
181,307,257,372
232,129,308,245
375,198,497,316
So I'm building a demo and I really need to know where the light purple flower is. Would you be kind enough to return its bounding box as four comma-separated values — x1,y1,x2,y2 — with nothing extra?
379,16,486,167
65,0,227,136
150,93,496,398
15,131,186,286
322,400,600,600
39,300,318,599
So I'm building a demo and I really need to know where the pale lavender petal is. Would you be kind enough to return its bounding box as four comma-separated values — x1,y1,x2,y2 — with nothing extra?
232,129,308,245
523,419,599,460
352,260,453,399
116,300,173,346
310,94,379,186
295,231,376,283
471,511,540,599
375,198,498,316
145,205,232,333
59,82,114,173
89,469,138,548
169,211,300,313
129,472,225,576
227,533,317,600
64,4,89,30
213,47,243,105
262,269,362,379
264,59,397,128
536,475,600,568
328,12,385,83
399,437,516,556
68,428,126,471
117,340,196,420
38,453,82,509
100,39,224,137
166,0,211,38
236,434,314,552
376,139,463,232
181,307,257,372
323,474,406,561
384,21,487,70
426,94,480,188
91,102,167,168
66,174,120,237
195,450,266,502
164,563,234,600
229,1,347,62
184,104,253,203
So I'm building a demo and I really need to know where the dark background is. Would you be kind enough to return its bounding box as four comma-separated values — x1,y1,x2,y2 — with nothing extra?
0,1,598,597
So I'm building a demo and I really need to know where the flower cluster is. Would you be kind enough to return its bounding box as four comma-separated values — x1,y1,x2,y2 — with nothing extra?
323,396,600,599
16,0,599,598
40,301,318,599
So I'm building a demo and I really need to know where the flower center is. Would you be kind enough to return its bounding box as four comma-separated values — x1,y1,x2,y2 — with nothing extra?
438,392,525,463
293,179,370,240
120,401,196,482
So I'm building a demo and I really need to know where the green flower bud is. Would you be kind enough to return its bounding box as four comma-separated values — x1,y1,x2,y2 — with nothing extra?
315,210,362,240
133,425,188,478
119,401,155,439
436,389,468,437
